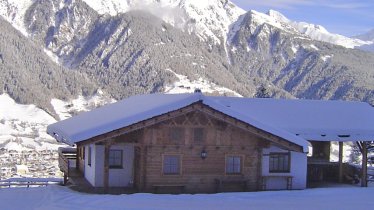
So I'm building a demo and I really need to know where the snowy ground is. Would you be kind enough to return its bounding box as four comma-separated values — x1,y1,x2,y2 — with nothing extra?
164,69,242,97
0,184,374,210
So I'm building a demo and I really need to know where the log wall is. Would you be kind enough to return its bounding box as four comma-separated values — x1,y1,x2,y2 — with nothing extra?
134,111,269,193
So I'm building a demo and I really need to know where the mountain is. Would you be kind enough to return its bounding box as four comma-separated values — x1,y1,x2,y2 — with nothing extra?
227,10,374,103
354,29,374,41
0,15,97,115
82,0,246,46
266,10,372,49
1,0,374,151
0,0,33,35
0,0,373,113
0,0,373,107
353,29,374,52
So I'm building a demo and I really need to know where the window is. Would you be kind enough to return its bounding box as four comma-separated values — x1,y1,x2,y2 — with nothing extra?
269,153,290,173
226,156,242,174
193,128,204,143
109,150,123,169
169,127,184,142
87,146,92,166
163,155,181,175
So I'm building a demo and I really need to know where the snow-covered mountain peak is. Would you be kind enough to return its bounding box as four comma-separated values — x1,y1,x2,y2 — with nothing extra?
81,0,245,44
246,10,296,34
353,28,374,52
263,9,372,49
179,0,245,43
0,0,33,35
81,0,130,16
290,21,371,48
267,9,289,23
353,28,374,41
0,0,372,49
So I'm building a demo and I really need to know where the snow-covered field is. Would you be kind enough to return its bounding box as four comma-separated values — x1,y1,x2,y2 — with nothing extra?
0,184,373,210
0,94,59,151
0,92,113,151
164,69,242,97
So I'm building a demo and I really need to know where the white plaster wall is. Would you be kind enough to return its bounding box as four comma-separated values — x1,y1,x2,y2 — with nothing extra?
84,144,135,187
84,145,96,186
108,144,134,187
262,146,307,190
94,145,104,187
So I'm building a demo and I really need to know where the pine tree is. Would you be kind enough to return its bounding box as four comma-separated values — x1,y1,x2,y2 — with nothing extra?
255,85,271,98
349,143,361,164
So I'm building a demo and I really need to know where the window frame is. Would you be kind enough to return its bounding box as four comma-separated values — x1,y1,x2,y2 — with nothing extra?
162,154,182,175
225,155,243,175
269,152,291,173
109,149,123,169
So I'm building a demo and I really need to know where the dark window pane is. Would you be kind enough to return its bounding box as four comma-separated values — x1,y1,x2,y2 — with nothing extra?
109,150,123,168
88,146,92,166
226,156,241,174
163,155,180,175
269,153,290,173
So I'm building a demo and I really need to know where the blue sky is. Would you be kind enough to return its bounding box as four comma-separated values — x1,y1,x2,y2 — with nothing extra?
230,0,374,37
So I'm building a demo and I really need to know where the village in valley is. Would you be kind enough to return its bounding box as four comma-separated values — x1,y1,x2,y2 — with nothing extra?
0,149,61,181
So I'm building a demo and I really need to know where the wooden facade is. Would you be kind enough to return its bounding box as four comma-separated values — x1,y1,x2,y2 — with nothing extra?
138,111,267,193
74,103,302,193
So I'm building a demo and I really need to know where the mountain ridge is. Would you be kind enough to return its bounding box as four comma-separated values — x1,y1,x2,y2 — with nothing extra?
2,0,373,179
1,0,374,109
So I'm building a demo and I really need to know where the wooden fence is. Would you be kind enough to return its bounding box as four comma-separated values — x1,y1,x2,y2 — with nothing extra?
0,177,62,188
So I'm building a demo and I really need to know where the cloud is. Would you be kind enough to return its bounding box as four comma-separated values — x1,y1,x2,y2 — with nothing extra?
323,2,370,9
128,0,188,29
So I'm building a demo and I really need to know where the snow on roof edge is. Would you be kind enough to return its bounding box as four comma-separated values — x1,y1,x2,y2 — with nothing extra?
47,93,203,145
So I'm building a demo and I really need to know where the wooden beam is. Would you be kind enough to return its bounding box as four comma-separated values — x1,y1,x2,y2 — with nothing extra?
63,173,67,186
133,146,141,191
361,141,368,187
76,146,80,169
138,146,147,191
338,141,343,183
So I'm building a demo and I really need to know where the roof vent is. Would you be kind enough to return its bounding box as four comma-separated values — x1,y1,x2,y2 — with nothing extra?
338,134,350,138
194,89,202,94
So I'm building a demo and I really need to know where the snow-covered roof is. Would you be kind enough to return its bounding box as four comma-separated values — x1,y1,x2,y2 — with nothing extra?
47,93,308,151
48,93,374,152
208,97,374,142
47,93,202,145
